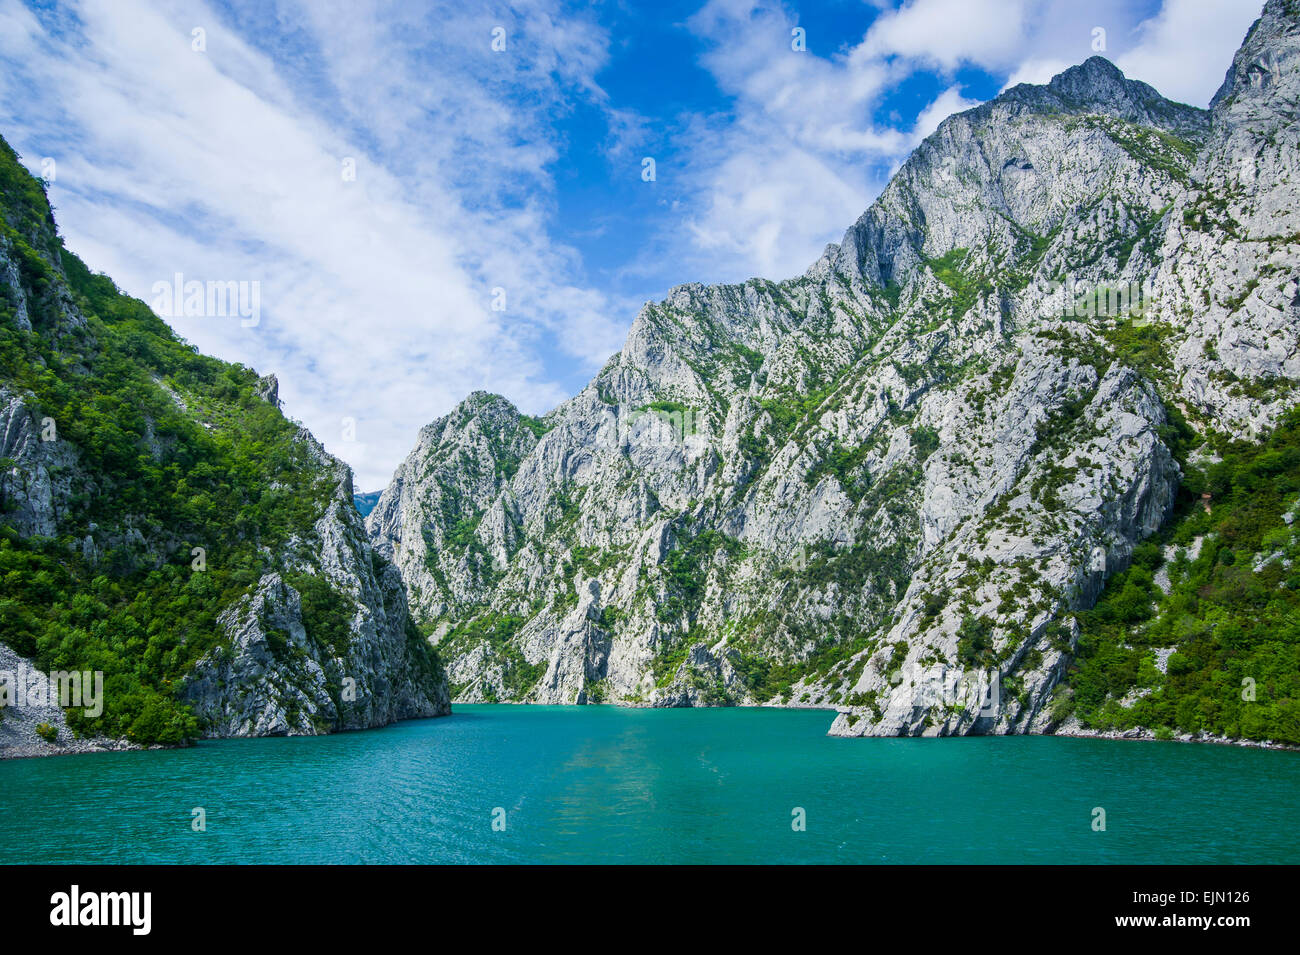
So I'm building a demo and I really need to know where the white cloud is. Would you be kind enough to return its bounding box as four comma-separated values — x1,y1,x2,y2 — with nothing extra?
911,85,982,145
0,0,623,488
672,0,912,282
1116,0,1262,106
685,145,876,280
1000,57,1073,92
986,0,1261,107
863,0,1031,71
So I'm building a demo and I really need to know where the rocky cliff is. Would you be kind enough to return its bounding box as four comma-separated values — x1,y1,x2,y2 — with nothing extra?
369,1,1300,740
0,136,449,757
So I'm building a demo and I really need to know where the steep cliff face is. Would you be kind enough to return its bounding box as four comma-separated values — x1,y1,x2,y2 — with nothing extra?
1139,0,1300,435
1041,1,1300,746
179,434,450,739
370,2,1299,738
0,138,448,757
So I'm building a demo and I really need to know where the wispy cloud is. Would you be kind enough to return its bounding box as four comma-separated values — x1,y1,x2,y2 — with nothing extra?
670,0,907,282
863,0,1032,71
0,0,625,488
1115,0,1261,106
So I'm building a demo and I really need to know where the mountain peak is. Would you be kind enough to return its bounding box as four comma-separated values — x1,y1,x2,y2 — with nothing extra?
459,390,516,411
996,54,1206,133
413,391,524,444
809,46,1211,289
1050,54,1126,89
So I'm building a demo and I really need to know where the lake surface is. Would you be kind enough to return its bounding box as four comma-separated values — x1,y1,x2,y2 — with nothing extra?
2,705,1297,864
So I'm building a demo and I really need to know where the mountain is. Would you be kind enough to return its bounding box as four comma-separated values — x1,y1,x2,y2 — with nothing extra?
368,0,1300,743
0,140,449,756
353,490,384,518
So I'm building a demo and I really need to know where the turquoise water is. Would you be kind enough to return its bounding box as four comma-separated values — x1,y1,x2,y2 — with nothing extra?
2,705,1297,864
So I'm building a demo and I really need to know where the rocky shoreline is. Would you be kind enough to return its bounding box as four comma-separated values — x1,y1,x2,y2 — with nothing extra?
6,696,1297,759
0,733,147,761
1048,717,1300,753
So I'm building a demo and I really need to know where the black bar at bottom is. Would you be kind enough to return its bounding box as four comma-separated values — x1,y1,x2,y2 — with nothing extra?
0,864,1289,941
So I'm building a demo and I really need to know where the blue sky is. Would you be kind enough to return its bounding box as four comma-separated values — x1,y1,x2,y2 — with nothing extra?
0,0,1260,488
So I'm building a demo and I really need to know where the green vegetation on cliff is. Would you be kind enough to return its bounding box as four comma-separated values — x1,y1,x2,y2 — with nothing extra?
1062,408,1300,743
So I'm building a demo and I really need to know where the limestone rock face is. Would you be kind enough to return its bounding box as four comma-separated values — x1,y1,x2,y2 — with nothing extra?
0,386,82,538
367,392,540,627
176,423,452,736
1141,0,1300,437
182,475,451,737
369,3,1298,735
